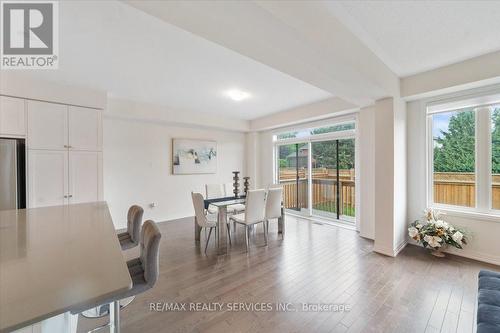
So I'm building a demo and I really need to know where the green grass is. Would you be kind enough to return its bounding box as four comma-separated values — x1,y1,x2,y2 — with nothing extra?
313,201,355,217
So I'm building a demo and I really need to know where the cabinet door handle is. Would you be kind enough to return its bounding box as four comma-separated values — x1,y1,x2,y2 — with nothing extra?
64,195,69,198
64,145,73,149
68,195,73,198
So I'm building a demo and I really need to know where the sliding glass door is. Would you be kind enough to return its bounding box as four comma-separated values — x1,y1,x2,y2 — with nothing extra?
277,143,309,216
311,138,355,221
274,122,356,224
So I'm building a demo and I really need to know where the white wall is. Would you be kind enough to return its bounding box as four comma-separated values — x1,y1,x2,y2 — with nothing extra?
401,50,500,100
250,97,357,131
103,107,246,229
373,98,396,255
358,106,376,239
407,99,500,266
393,97,408,251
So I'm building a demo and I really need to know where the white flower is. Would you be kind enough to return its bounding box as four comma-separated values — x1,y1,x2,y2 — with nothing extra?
424,235,442,248
408,227,419,238
435,220,445,229
452,231,464,244
416,223,423,229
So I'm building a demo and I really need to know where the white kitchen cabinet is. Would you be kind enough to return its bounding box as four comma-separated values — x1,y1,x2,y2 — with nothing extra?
28,150,68,208
27,100,68,150
0,96,26,137
28,150,101,207
68,106,102,151
25,99,103,208
68,151,102,204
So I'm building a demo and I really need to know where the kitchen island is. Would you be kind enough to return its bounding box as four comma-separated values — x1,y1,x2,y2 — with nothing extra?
0,202,131,333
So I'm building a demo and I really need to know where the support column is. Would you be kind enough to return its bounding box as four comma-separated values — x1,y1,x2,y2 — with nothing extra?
373,97,407,257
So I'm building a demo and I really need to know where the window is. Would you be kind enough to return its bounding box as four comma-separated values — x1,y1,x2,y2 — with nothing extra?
427,93,500,214
276,122,355,141
431,109,475,207
492,106,500,210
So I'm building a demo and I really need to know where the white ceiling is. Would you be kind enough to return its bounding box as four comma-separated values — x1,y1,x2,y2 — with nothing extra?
326,1,500,77
23,0,331,120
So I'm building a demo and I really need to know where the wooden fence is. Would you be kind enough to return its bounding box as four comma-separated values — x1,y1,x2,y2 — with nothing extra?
434,172,500,208
279,169,500,215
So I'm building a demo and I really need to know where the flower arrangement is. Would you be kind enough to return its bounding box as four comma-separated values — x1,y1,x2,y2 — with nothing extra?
408,208,467,255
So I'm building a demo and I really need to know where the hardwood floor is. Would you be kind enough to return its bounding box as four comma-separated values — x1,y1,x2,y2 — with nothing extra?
77,215,499,333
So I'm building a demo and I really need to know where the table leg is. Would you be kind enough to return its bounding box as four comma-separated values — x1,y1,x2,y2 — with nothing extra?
195,216,201,242
217,206,228,255
278,206,285,239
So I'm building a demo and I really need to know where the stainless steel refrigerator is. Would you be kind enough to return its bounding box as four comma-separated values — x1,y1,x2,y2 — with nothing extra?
0,138,26,210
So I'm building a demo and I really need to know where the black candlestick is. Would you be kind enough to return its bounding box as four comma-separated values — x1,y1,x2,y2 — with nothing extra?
243,177,250,194
232,171,240,197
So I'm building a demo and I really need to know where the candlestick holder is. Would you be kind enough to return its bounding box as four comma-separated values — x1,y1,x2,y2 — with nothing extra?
243,177,250,194
232,171,240,197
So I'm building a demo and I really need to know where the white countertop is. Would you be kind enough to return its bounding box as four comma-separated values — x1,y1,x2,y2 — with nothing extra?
0,202,132,332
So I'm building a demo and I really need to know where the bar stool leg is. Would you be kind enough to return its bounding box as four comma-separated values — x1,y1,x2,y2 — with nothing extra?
109,300,120,333
114,300,120,333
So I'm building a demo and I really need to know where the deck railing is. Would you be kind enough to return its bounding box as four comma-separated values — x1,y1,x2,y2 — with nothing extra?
279,168,355,217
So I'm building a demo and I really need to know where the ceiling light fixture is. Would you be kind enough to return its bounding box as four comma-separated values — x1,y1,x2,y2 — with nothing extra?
224,89,251,102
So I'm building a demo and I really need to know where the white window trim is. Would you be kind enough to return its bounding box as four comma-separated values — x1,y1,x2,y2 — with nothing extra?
425,87,500,218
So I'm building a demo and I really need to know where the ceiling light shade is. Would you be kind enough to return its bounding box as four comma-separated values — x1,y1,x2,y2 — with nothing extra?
225,89,251,101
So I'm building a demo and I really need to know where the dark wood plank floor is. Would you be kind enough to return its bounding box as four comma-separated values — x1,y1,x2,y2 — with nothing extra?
77,215,499,333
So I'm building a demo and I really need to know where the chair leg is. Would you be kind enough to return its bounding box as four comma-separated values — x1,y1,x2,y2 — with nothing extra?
205,227,213,254
264,222,268,246
227,223,232,245
245,226,249,252
215,226,219,248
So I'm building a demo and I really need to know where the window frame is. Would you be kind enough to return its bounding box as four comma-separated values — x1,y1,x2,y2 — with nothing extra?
425,88,500,218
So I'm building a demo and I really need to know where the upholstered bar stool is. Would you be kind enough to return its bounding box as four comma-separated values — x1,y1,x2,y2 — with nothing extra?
73,220,162,333
82,205,144,318
118,205,144,250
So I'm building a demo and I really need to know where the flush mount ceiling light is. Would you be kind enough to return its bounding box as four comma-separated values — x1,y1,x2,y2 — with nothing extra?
224,89,251,102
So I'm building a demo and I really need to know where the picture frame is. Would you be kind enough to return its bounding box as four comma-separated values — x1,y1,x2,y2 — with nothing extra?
172,139,217,174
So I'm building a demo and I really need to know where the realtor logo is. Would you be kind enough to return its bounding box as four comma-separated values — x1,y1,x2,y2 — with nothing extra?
1,1,58,69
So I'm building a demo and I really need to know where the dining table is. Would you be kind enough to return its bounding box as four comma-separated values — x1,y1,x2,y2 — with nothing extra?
0,202,131,333
195,195,285,255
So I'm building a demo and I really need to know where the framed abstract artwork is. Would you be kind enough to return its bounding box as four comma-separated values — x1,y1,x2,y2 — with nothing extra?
172,139,217,174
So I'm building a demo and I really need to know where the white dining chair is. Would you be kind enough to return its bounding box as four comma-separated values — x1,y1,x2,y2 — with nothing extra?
265,187,283,238
224,183,245,209
229,189,267,252
205,184,225,214
192,192,231,253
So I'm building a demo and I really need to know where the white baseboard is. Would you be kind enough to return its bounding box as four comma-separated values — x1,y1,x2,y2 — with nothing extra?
407,242,500,267
373,240,408,257
394,240,408,256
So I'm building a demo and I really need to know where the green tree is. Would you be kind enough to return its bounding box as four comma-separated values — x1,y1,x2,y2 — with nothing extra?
433,111,475,172
312,139,354,170
493,107,500,174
